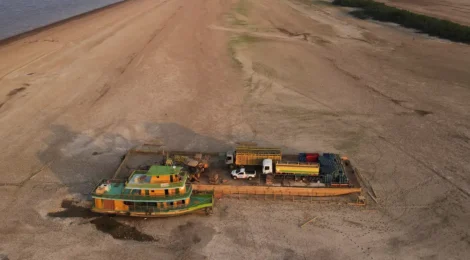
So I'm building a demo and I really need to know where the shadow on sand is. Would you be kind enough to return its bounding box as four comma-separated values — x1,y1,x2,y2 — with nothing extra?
36,122,241,194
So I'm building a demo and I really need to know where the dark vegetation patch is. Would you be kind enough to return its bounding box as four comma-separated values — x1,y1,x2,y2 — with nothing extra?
343,219,364,227
414,109,432,116
277,28,310,40
333,0,470,44
172,221,216,248
450,133,470,143
7,87,26,97
277,27,298,37
192,234,202,243
390,98,404,105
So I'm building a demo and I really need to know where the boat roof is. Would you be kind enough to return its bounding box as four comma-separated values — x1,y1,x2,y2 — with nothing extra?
126,173,188,190
92,182,193,202
146,165,182,176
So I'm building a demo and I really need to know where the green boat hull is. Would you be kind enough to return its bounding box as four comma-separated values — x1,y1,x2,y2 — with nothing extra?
91,194,213,217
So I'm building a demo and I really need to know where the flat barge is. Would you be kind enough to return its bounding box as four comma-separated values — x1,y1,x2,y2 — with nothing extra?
108,145,363,200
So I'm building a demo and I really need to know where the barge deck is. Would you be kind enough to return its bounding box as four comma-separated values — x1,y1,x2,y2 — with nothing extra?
111,144,363,199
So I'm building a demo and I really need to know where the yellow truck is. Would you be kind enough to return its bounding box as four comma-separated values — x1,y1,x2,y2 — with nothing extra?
262,159,320,181
225,146,282,166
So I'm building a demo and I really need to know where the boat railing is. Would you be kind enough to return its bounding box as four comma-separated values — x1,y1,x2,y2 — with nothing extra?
126,196,213,213
92,185,194,200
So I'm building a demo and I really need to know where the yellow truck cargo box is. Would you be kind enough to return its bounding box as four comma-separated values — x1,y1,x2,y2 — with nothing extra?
235,146,282,166
276,162,320,176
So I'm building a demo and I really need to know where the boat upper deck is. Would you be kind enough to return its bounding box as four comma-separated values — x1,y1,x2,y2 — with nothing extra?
126,169,188,190
92,181,193,202
92,165,193,201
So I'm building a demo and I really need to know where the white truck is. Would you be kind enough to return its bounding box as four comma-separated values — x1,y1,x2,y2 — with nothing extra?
230,168,256,180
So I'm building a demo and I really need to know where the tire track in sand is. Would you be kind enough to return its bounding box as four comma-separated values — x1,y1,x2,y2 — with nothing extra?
91,3,185,105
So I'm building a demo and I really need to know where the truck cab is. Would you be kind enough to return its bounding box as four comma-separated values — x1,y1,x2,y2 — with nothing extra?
231,168,256,180
225,151,234,165
262,159,273,174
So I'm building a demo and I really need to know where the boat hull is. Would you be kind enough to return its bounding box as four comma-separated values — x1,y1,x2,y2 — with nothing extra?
91,194,213,217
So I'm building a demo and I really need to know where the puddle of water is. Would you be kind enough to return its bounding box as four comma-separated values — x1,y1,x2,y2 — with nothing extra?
48,200,156,242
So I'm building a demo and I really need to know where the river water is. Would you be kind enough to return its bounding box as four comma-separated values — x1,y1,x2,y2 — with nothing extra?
0,0,124,40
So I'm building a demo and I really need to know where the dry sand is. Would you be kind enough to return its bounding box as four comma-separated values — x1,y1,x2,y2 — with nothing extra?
0,0,469,259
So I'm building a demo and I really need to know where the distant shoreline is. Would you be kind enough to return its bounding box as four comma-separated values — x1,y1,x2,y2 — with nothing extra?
0,0,127,46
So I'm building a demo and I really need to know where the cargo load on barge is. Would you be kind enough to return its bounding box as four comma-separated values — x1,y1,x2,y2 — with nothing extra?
91,165,213,217
225,146,282,167
90,144,362,217
225,147,350,186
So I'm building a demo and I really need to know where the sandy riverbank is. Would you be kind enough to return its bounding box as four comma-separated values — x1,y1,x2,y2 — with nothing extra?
0,0,469,259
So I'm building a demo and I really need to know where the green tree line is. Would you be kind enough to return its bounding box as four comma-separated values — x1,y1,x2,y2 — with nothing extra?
332,0,470,44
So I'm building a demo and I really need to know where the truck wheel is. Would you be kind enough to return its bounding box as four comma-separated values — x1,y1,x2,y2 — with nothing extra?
233,176,237,180
248,177,252,180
